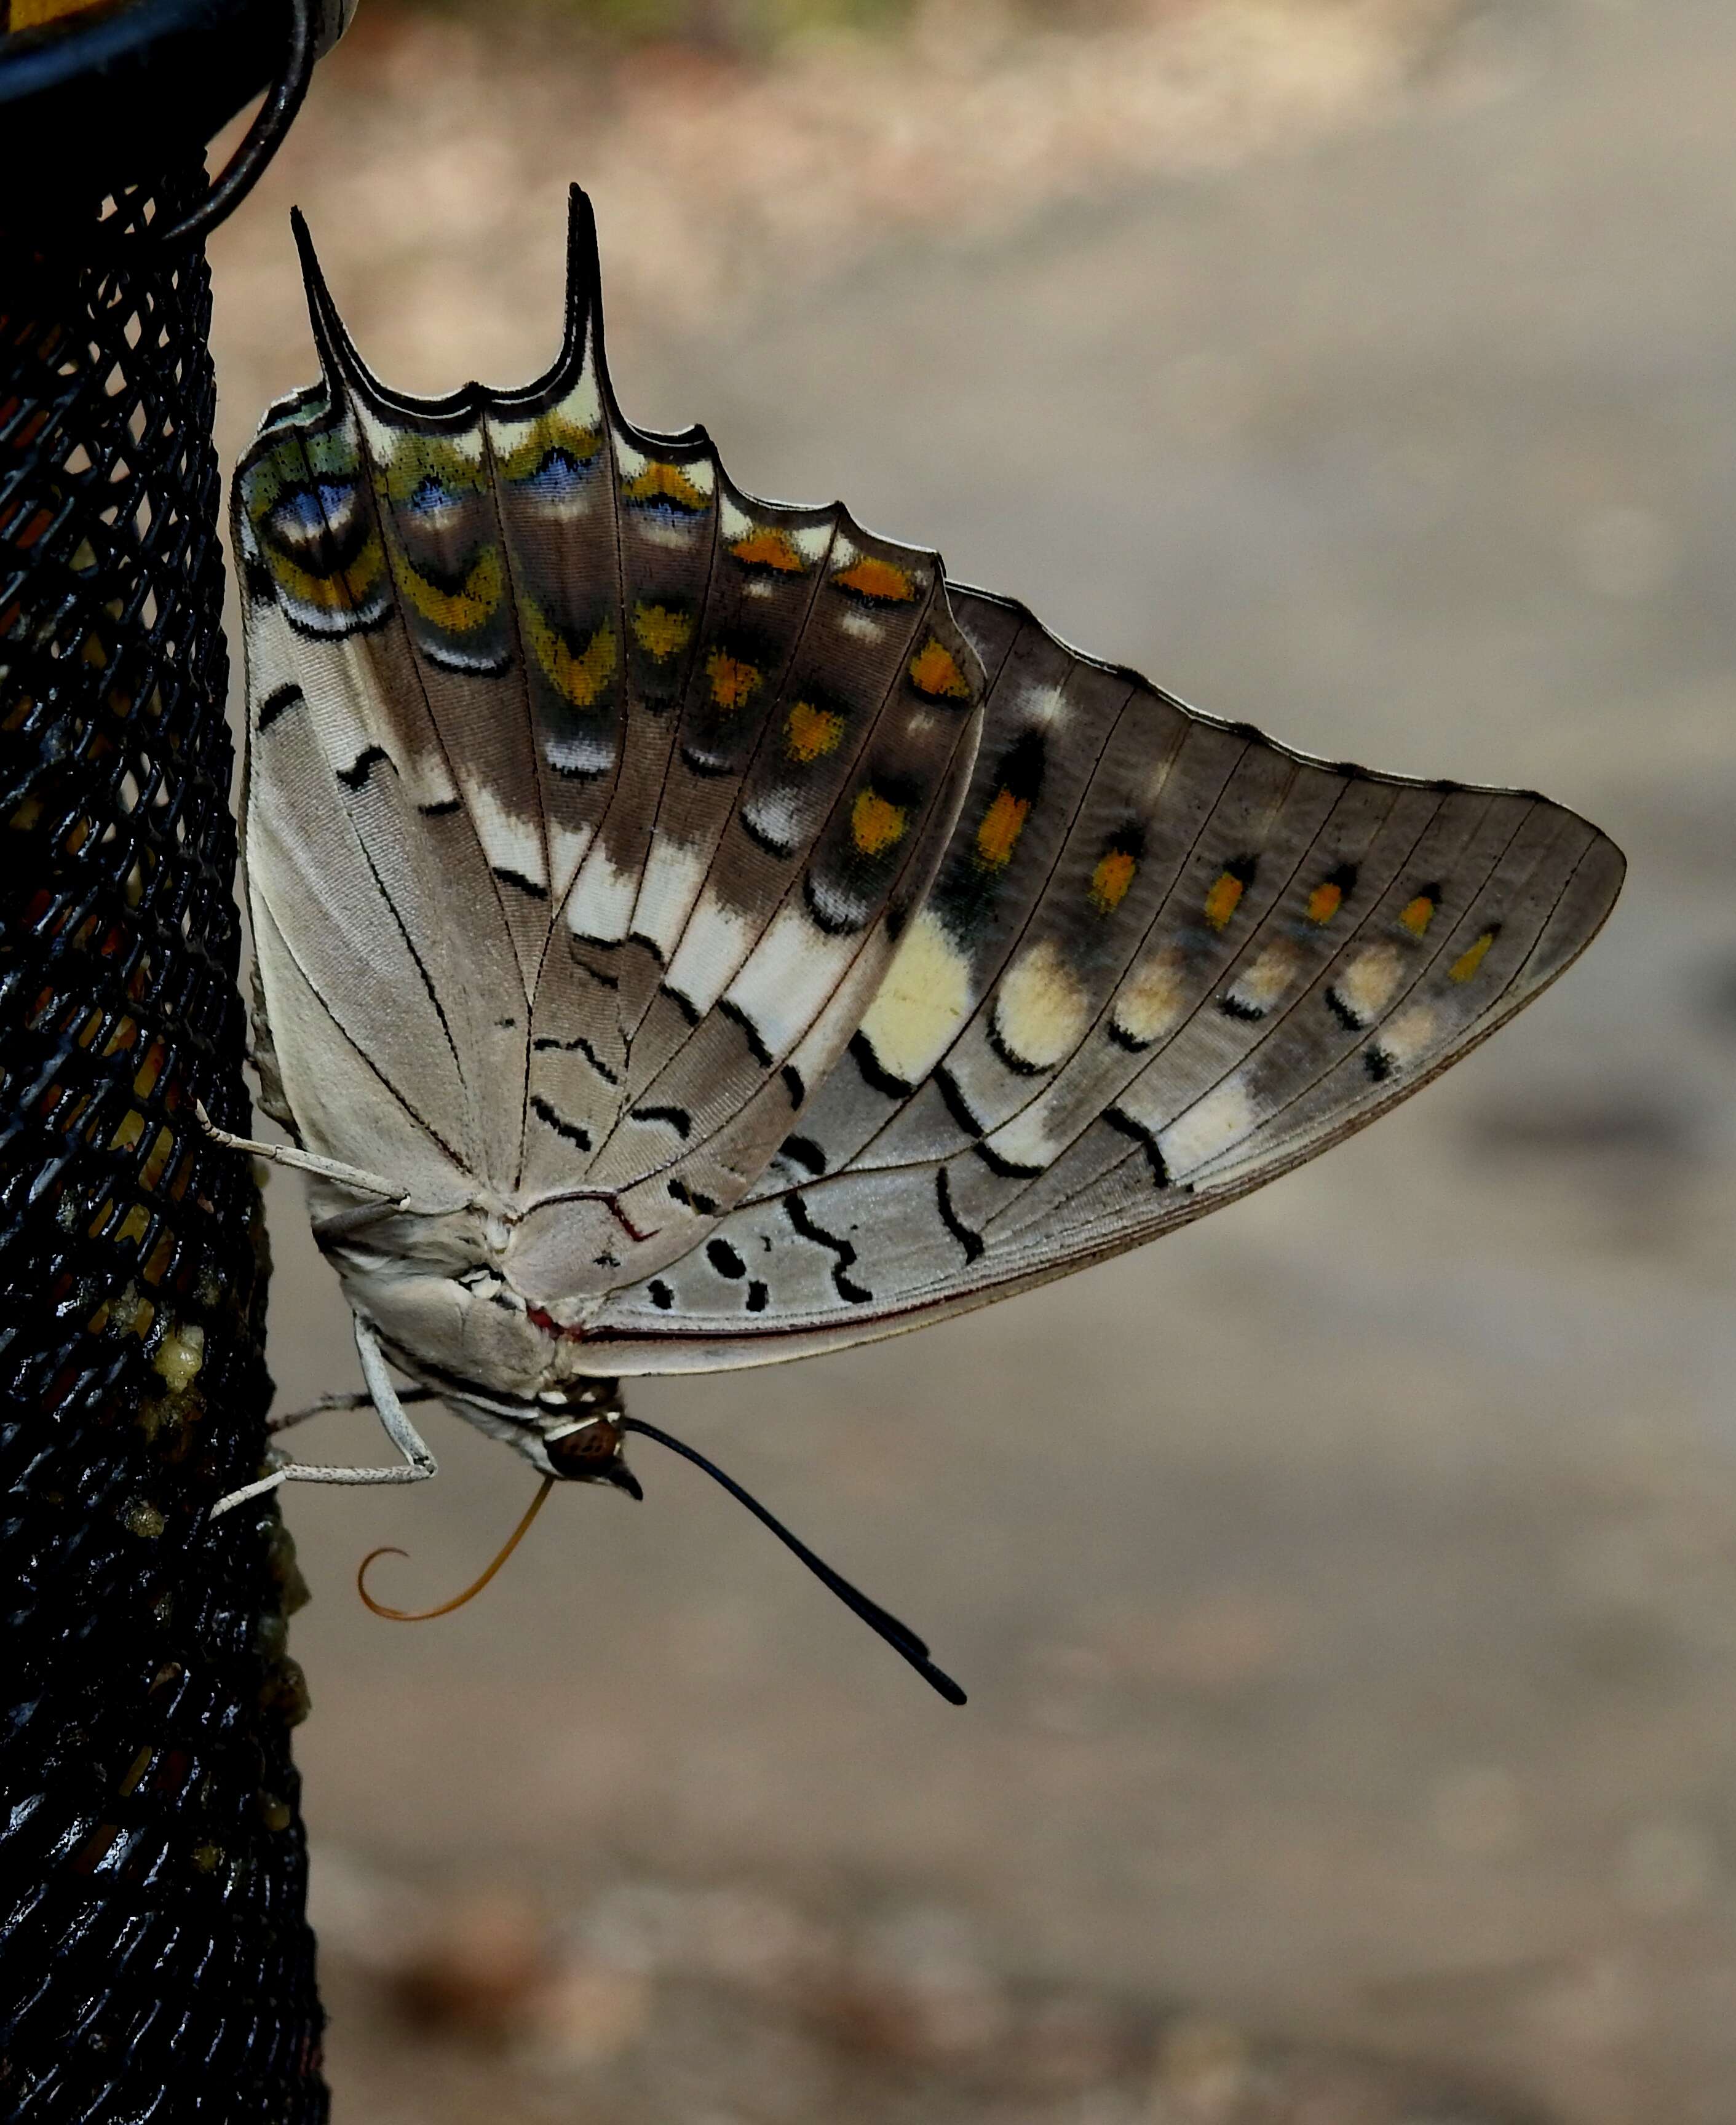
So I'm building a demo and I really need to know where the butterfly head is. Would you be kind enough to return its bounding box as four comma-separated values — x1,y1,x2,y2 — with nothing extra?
540,1409,641,1497
433,1363,643,1494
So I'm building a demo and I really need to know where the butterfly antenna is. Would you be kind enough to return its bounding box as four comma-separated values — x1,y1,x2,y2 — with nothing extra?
359,1476,555,1622
619,1416,967,1706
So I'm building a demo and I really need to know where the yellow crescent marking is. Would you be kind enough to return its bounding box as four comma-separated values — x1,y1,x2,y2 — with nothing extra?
1448,929,1497,983
908,639,972,700
1203,870,1247,931
974,788,1030,869
1307,880,1344,925
399,547,504,636
622,461,708,512
1090,849,1138,914
835,556,917,602
496,417,602,484
632,602,694,660
1400,893,1437,936
381,438,485,508
525,604,616,709
730,528,806,572
706,649,763,712
851,788,908,856
268,532,386,615
786,700,846,762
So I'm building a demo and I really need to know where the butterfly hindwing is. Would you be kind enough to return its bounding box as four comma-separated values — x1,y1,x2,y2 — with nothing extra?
582,590,1623,1370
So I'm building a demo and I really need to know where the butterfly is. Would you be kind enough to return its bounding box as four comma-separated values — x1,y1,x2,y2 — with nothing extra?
213,186,1623,1701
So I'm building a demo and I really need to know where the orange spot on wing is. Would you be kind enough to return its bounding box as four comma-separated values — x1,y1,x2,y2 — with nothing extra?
1090,849,1138,914
1400,893,1437,936
1203,871,1246,930
1448,928,1498,983
706,649,763,712
786,699,846,762
852,787,908,856
730,527,805,572
1306,881,1344,925
908,639,972,700
974,788,1030,869
835,556,917,603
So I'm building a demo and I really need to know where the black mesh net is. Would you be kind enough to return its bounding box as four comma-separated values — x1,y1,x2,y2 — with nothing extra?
0,169,328,2119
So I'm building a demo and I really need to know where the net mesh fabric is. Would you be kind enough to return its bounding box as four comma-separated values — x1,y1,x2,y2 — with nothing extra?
0,170,327,2119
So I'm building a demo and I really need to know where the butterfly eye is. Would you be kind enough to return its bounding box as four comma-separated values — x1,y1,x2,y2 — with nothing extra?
545,1417,641,1496
545,1417,618,1466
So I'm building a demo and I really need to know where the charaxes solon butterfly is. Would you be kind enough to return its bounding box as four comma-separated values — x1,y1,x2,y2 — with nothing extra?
213,189,1623,1697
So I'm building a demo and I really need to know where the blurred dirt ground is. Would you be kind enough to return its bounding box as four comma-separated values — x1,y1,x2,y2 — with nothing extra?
204,1,1736,2119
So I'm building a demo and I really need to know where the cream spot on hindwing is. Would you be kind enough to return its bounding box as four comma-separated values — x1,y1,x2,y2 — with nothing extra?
1221,939,1301,1023
856,910,975,1088
1326,941,1403,1031
1111,946,1187,1051
1158,1073,1261,1179
991,939,1090,1074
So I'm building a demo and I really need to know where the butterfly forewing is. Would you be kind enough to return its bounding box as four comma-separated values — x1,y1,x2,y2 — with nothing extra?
238,405,527,1189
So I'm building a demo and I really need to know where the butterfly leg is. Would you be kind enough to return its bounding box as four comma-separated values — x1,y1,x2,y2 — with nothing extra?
210,1317,438,1519
268,1385,434,1437
194,1100,411,1207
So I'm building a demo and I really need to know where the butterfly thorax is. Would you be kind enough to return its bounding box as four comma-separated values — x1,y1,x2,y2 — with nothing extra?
323,1209,640,1479
311,1183,705,1409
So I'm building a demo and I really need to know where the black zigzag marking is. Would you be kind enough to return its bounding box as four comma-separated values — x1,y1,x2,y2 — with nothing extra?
630,1103,692,1139
530,1096,592,1151
783,1192,871,1305
532,1032,620,1084
337,745,390,791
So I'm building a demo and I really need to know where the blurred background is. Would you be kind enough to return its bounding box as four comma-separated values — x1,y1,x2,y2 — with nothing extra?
205,1,1736,2118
